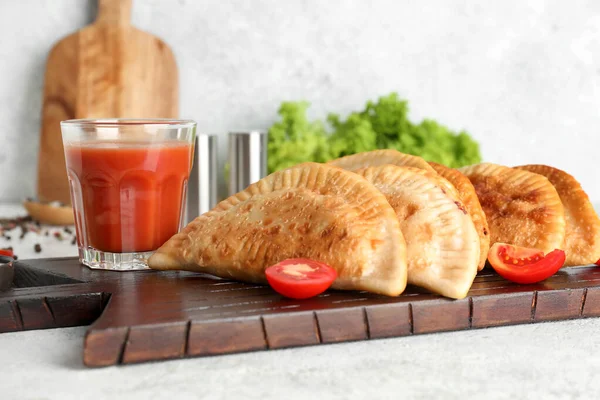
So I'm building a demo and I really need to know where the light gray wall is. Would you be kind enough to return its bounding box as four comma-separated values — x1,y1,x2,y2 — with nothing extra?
1,0,599,202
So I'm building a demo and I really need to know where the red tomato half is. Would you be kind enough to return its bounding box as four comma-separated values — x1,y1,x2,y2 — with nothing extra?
0,249,14,258
265,258,337,299
488,243,565,284
595,259,600,266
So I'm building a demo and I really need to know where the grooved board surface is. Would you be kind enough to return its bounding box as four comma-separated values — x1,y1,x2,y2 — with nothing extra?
1,257,600,367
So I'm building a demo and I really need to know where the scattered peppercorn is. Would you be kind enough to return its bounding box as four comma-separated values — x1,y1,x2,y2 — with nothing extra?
0,214,79,257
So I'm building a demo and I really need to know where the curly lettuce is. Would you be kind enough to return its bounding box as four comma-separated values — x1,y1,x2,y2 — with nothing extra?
267,93,482,173
267,102,329,173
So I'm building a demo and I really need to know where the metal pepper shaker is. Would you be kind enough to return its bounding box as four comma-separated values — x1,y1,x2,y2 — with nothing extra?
186,133,218,223
228,130,268,195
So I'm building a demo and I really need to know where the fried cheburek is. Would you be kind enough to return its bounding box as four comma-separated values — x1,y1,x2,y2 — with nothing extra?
328,149,435,172
516,165,600,266
148,162,408,296
327,149,457,199
429,162,490,271
459,163,565,254
355,165,480,299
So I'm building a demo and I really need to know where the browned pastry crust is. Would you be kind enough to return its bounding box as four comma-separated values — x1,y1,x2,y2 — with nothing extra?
148,162,408,296
327,149,457,195
429,162,490,271
355,165,480,299
516,164,600,266
459,163,565,255
328,150,436,172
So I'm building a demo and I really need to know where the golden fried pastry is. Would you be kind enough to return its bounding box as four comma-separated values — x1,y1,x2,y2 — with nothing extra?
515,164,600,265
409,166,462,200
148,162,408,296
327,150,456,195
429,162,490,271
355,165,480,299
459,163,565,254
328,149,436,172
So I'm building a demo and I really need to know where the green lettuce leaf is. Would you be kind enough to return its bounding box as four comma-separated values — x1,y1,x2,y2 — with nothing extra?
266,93,482,173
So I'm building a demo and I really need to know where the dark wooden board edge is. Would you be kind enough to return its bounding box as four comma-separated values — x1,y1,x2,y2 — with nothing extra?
83,286,599,367
0,258,116,333
4,258,600,367
0,291,108,333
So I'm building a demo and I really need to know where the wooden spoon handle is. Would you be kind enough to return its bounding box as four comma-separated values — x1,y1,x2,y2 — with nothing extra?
96,0,132,25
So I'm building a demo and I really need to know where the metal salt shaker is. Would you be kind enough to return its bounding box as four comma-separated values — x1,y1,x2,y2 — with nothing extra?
228,130,268,195
186,133,218,223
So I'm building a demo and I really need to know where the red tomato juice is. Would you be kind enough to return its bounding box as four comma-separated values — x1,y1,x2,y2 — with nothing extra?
65,141,193,253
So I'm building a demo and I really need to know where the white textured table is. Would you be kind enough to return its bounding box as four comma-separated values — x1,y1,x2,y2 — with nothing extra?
1,203,600,399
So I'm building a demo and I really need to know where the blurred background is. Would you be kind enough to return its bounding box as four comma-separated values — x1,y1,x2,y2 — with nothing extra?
0,0,599,202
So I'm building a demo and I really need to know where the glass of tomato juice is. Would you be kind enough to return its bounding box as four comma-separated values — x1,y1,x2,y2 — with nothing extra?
60,119,197,271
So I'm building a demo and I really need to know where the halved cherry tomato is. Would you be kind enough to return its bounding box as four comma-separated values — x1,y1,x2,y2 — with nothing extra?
265,258,337,299
0,249,14,257
488,243,565,284
595,259,600,266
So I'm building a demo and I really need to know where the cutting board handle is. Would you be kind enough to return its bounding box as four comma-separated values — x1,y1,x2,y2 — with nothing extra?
96,0,132,25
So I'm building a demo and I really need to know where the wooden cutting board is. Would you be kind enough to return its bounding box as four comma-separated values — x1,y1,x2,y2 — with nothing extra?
1,258,600,367
37,0,179,205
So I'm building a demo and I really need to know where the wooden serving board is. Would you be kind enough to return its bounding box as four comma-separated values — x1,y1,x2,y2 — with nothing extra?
37,0,179,204
1,257,600,367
